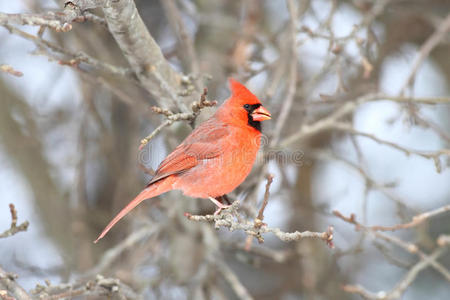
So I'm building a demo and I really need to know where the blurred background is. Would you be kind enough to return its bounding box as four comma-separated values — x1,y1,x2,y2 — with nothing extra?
0,0,449,299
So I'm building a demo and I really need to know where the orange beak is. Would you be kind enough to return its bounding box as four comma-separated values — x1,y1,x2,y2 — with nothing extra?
251,106,271,122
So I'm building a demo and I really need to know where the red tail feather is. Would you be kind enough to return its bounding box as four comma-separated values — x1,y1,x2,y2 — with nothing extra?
94,180,171,243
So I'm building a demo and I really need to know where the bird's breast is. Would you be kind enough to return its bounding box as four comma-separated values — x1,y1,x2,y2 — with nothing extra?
176,129,261,198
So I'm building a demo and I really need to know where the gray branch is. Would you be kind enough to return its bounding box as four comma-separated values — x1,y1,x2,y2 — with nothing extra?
0,267,31,300
186,201,334,247
65,0,199,109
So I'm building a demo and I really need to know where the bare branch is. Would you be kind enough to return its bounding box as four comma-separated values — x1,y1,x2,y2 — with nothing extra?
84,225,159,278
0,204,29,239
0,2,106,32
31,274,142,300
342,248,448,300
190,88,218,117
139,119,173,151
3,25,131,78
100,0,193,109
0,11,72,32
245,174,274,249
399,13,450,95
139,88,217,149
214,259,254,300
0,266,31,300
255,174,274,222
186,201,334,247
334,122,450,172
0,65,23,77
64,0,105,11
270,0,298,145
369,204,450,232
161,0,200,79
280,93,450,147
333,210,450,282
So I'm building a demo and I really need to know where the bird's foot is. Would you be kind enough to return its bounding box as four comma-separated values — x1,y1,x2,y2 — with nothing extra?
209,197,231,215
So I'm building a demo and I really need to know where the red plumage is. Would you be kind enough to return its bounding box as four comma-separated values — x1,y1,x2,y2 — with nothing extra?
95,79,271,242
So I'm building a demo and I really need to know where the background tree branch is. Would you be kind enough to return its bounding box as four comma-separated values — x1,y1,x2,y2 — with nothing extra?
0,0,449,299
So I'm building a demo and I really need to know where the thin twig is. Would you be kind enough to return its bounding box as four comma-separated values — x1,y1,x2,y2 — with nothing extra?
333,210,450,282
0,204,29,239
255,174,274,222
190,88,218,117
0,65,23,77
270,0,298,145
214,260,254,300
280,93,450,147
369,205,450,232
139,88,216,150
3,25,131,78
139,119,173,151
399,13,450,95
246,173,274,249
333,122,450,173
83,225,158,278
342,248,448,300
0,3,105,33
0,12,72,32
162,0,201,79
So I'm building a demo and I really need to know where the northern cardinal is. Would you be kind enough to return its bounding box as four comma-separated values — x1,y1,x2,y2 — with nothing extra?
95,79,271,242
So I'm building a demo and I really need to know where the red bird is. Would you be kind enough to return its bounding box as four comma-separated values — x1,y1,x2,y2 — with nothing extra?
95,79,271,242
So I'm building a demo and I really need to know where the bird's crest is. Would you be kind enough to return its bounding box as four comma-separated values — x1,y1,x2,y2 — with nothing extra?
228,78,261,105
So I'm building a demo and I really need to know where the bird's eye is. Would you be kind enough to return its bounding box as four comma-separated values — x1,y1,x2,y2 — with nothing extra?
243,104,250,110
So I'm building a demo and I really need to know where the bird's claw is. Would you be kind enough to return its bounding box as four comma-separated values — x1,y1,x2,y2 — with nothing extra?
209,197,231,215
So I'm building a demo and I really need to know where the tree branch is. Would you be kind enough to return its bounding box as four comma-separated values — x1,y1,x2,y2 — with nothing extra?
369,204,450,232
0,65,22,77
100,0,194,109
0,266,31,300
2,25,131,78
342,248,448,300
280,93,450,147
334,210,450,282
139,88,217,149
399,13,450,95
0,204,29,239
0,3,106,32
186,201,334,247
333,122,450,173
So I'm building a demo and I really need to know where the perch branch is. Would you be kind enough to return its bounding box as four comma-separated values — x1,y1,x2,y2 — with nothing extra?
186,201,334,247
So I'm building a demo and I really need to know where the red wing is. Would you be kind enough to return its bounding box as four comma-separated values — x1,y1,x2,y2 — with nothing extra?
147,122,229,185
